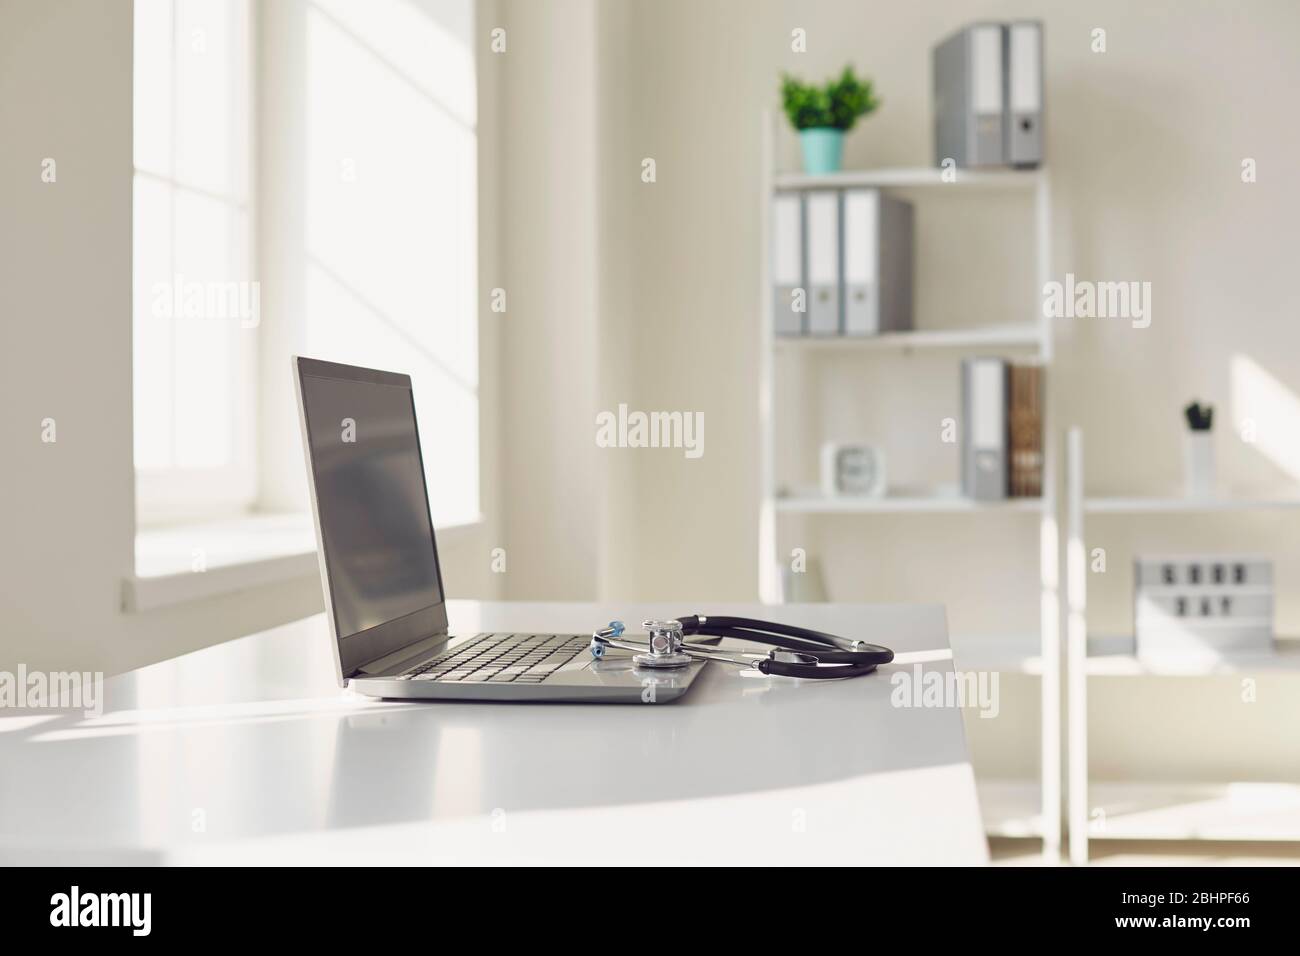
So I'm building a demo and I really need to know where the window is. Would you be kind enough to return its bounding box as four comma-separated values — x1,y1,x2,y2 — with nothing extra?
133,0,481,539
296,0,481,527
133,0,255,525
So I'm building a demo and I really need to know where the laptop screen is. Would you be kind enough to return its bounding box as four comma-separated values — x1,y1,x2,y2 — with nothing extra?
298,361,446,665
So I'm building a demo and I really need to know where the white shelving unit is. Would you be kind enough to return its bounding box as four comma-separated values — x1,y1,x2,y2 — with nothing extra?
1086,782,1300,842
756,114,1061,858
952,633,1047,674
1065,426,1300,863
776,490,1044,514
775,323,1043,353
774,166,1045,192
1085,496,1300,514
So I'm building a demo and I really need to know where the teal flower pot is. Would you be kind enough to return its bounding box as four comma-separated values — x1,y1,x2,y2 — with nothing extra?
799,127,845,174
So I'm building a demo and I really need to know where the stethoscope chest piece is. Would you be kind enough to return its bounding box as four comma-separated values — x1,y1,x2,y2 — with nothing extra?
633,619,695,669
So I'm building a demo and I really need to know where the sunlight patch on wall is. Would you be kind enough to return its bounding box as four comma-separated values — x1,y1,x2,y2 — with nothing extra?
1230,354,1300,483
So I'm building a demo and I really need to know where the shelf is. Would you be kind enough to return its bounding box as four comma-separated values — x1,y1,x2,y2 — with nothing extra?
775,324,1042,353
978,779,1046,838
775,490,1043,514
1082,635,1300,676
1087,781,1300,841
774,166,1043,192
951,633,1045,675
1084,495,1300,514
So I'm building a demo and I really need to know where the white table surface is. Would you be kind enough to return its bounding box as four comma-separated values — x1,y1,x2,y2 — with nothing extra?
0,601,988,865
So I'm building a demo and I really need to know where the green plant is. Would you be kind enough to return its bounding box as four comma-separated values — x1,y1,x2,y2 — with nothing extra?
781,66,880,132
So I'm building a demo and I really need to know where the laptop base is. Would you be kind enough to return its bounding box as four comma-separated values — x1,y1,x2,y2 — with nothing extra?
350,631,706,703
351,653,706,703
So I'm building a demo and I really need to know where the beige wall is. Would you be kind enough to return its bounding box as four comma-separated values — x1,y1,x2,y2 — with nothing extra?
493,0,609,599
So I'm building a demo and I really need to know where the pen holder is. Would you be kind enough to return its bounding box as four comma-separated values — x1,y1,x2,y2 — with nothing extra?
1183,431,1215,499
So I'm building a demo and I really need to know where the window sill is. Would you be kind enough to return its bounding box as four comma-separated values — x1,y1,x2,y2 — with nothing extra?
125,513,485,612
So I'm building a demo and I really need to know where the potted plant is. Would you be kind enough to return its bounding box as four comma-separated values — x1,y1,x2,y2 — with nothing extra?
781,66,880,174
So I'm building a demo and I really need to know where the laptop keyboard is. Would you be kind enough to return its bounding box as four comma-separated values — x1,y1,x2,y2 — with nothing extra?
401,633,590,684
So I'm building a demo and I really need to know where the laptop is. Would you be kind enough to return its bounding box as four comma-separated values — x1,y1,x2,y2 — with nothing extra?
293,357,706,702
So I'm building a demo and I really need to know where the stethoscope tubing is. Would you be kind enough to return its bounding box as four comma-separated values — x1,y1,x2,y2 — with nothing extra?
593,615,894,680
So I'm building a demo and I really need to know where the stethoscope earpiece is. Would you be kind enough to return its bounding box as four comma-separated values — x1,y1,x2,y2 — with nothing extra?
589,621,624,660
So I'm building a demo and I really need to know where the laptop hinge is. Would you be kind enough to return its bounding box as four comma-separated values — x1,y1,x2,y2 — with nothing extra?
355,633,449,677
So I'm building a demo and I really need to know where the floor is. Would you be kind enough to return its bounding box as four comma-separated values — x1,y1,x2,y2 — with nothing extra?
991,838,1300,866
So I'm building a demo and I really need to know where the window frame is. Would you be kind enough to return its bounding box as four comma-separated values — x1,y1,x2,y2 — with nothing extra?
132,0,259,528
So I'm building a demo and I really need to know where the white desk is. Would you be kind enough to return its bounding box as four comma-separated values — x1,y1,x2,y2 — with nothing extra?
0,601,987,865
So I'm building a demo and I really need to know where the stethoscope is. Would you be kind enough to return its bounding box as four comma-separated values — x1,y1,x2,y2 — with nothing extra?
590,615,894,680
